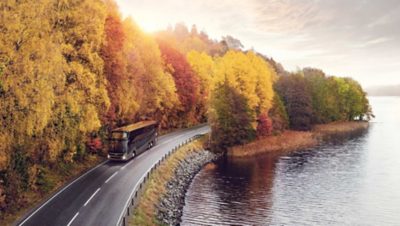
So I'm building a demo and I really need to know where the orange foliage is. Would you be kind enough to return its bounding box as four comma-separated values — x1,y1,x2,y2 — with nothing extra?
158,40,200,124
102,4,127,124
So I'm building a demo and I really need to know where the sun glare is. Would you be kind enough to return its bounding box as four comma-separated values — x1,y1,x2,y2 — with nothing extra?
136,19,164,33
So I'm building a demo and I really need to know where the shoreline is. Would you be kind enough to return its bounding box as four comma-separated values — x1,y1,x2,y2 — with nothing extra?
130,138,217,225
228,121,369,158
128,121,369,225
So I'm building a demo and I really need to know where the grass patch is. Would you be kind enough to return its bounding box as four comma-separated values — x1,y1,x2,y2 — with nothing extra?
229,130,317,157
129,140,204,226
229,121,369,157
313,121,369,135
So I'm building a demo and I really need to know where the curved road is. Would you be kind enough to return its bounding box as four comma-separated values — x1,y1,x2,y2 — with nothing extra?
16,125,210,226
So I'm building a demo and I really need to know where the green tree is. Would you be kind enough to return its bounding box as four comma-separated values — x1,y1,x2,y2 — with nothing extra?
334,77,371,121
210,80,256,151
303,68,340,123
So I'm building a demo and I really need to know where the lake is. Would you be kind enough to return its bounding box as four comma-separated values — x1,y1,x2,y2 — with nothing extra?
181,97,400,225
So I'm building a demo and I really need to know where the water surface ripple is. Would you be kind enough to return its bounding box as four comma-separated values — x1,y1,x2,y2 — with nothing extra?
181,97,400,226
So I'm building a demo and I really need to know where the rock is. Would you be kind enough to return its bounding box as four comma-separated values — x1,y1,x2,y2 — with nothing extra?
156,149,218,225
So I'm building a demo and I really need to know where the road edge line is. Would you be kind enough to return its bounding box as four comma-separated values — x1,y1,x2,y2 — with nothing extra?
17,160,108,226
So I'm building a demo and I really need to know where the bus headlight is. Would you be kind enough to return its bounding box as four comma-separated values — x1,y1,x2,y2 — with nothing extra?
122,155,126,160
107,154,110,159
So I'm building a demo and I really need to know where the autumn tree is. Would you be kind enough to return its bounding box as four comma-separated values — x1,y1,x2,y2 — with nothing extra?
303,68,341,123
0,0,112,211
187,50,215,121
247,52,277,113
122,19,178,127
214,51,275,113
256,112,273,137
158,40,200,126
210,81,256,151
101,2,178,129
0,0,65,211
211,50,276,143
0,0,63,155
268,94,289,133
44,0,110,162
102,0,135,126
275,73,313,131
156,23,226,56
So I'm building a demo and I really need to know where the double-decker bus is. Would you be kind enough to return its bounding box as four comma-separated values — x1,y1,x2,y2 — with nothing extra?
108,120,158,161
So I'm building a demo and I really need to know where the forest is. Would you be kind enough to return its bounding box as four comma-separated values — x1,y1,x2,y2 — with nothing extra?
0,0,372,218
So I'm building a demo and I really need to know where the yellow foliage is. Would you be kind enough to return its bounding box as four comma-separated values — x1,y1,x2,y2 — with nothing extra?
46,139,63,162
187,50,215,117
0,0,64,149
0,134,10,170
122,18,178,119
214,50,276,114
0,0,110,165
247,51,276,112
181,36,208,53
79,105,102,132
187,50,215,93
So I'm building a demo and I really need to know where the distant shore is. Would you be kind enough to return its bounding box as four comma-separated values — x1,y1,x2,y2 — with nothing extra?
228,121,369,158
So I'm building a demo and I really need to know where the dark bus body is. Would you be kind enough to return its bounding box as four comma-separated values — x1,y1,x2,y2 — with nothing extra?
108,121,158,161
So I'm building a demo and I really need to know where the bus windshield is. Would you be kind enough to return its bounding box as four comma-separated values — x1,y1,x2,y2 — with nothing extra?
111,132,127,140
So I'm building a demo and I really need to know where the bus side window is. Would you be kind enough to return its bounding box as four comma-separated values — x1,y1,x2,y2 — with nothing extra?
128,132,135,144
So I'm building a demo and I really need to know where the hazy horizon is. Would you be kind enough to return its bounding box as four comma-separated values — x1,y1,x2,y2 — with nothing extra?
116,0,400,88
366,84,400,96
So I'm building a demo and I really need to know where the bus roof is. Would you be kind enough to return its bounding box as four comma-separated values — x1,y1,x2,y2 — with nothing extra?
112,120,157,133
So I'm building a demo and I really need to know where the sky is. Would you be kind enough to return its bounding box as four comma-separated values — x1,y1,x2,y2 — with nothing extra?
115,0,400,88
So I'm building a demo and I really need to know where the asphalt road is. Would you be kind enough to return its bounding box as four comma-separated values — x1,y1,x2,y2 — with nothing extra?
16,125,210,226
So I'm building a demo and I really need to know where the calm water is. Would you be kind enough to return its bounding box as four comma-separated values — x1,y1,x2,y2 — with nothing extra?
182,97,400,226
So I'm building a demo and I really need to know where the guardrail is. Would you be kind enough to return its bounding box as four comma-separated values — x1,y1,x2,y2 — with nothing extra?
116,135,202,226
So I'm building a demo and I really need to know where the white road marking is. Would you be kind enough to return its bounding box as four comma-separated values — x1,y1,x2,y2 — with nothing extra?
19,126,209,226
18,160,108,226
115,132,195,226
66,212,79,226
84,188,101,207
105,172,118,184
